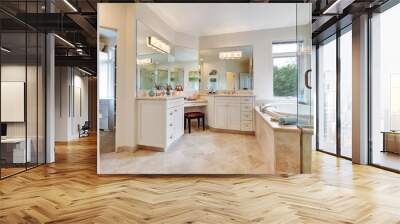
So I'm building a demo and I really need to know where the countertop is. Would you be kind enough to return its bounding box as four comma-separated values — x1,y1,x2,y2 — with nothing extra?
254,106,299,133
136,96,185,100
200,93,255,97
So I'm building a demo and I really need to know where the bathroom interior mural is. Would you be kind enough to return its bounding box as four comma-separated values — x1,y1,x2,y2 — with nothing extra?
97,3,313,175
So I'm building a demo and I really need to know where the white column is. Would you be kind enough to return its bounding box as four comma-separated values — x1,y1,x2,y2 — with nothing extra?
46,33,55,163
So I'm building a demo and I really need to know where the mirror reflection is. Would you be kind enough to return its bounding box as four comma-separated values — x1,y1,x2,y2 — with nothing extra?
199,46,253,92
137,20,199,95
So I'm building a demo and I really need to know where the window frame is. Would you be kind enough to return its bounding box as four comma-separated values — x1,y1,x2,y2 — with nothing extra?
272,41,298,99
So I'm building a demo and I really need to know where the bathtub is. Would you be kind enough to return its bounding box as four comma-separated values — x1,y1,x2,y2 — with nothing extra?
261,103,312,121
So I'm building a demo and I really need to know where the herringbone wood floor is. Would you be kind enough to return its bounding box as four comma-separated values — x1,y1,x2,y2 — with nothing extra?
1,135,400,224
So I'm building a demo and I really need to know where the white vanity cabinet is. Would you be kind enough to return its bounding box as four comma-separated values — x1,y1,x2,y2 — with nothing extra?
212,96,255,132
137,97,184,151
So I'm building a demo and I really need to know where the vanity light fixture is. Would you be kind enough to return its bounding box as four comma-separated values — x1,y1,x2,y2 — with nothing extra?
219,51,242,60
63,0,78,12
54,34,75,48
1,47,11,53
137,58,153,65
147,36,171,54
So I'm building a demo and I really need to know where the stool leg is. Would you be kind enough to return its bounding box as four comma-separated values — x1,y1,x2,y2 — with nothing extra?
197,118,200,128
184,117,186,130
188,118,191,134
202,117,205,130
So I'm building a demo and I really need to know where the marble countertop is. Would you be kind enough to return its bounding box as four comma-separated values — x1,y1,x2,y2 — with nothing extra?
185,99,207,103
136,96,185,100
200,93,255,97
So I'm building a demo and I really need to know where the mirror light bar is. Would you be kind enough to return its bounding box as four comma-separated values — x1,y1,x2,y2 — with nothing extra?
219,51,242,59
1,47,11,53
137,58,153,65
147,36,171,54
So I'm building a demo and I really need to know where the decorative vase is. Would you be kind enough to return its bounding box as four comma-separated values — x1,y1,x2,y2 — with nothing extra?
148,89,155,97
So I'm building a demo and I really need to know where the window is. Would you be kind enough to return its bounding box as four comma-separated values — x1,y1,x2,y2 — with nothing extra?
99,49,115,99
317,37,337,155
272,42,297,97
340,29,352,158
370,3,400,171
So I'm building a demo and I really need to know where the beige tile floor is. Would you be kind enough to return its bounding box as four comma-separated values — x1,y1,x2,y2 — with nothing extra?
99,129,270,174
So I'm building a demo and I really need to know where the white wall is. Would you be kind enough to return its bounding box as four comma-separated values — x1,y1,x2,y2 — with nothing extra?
1,65,41,138
199,27,297,102
54,67,89,141
98,4,137,152
1,64,46,164
136,4,198,50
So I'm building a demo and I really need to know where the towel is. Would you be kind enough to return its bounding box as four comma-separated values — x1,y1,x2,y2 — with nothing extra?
278,117,297,125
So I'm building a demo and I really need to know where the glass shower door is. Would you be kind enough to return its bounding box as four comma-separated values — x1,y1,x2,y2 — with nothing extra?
296,3,313,173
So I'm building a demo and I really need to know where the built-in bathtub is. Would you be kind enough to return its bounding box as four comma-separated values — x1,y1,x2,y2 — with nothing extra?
254,106,312,175
260,102,312,121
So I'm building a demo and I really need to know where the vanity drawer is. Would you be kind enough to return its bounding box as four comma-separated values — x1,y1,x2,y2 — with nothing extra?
166,130,174,145
241,121,253,131
215,97,241,104
241,103,253,111
167,99,184,108
241,97,253,104
167,108,174,120
241,111,253,121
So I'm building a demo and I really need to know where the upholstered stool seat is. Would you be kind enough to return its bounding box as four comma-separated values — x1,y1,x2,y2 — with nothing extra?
184,112,205,133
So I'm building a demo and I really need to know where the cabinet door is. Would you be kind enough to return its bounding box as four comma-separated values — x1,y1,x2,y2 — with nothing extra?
174,106,184,139
215,104,227,129
206,96,215,127
227,104,241,130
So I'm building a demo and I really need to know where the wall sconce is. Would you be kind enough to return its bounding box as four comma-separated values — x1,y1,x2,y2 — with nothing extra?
147,36,171,54
219,51,242,59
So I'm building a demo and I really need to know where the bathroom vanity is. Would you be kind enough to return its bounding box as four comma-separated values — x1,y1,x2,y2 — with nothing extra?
137,96,184,151
202,94,255,132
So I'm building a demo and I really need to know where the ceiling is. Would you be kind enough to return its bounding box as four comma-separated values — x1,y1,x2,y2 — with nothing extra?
0,0,98,74
147,3,310,37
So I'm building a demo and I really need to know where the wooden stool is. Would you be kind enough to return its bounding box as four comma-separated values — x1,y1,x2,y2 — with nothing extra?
184,112,205,133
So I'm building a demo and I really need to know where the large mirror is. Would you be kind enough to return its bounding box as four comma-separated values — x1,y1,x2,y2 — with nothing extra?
136,20,171,92
171,46,199,92
199,46,253,92
136,20,199,93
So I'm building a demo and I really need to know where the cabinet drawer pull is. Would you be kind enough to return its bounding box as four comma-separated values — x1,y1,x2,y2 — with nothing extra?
169,112,173,116
169,123,173,127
